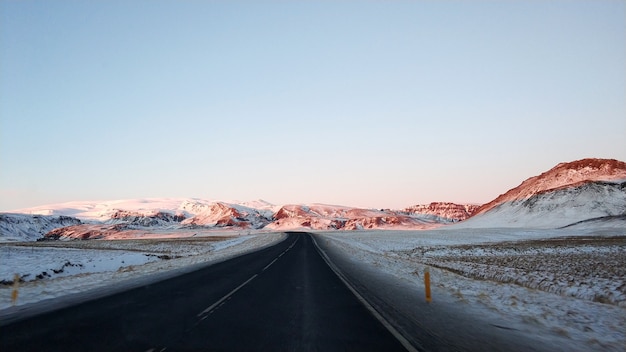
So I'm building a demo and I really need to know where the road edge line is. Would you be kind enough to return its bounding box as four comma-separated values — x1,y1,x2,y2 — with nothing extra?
310,234,419,352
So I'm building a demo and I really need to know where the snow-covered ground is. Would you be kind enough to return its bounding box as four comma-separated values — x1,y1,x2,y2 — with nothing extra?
317,226,626,351
2,223,625,350
0,232,285,313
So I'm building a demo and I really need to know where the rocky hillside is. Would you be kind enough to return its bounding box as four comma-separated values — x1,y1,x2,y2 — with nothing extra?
403,202,479,222
181,202,271,229
0,214,82,241
475,158,626,216
267,204,441,231
460,158,626,228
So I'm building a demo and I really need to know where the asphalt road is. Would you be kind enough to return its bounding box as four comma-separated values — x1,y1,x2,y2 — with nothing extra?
0,232,408,352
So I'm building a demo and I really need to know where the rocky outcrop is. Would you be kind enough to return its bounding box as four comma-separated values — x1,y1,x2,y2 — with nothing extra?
182,202,271,229
108,210,185,227
43,224,132,240
268,204,440,231
403,202,479,222
0,214,82,241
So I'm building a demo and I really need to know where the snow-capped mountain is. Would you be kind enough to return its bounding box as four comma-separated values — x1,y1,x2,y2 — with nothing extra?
1,198,277,241
0,199,445,241
267,204,441,231
2,158,625,240
181,202,271,229
42,201,272,240
403,202,480,222
460,158,626,228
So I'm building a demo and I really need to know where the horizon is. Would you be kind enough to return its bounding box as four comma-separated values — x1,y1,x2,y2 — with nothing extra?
4,195,484,214
4,156,624,213
1,1,625,212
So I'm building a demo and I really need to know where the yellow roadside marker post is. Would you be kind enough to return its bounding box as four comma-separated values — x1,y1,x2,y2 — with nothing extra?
11,274,20,306
424,268,432,303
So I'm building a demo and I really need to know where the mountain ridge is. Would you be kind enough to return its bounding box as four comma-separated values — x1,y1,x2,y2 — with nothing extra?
1,158,624,240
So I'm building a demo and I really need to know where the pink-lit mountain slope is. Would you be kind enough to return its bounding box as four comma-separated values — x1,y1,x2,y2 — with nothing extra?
266,204,441,231
39,200,273,240
0,199,277,241
403,202,479,223
459,158,626,228
3,158,625,240
24,202,441,240
181,202,271,229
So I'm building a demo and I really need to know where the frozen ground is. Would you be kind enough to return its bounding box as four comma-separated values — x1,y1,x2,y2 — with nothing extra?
317,227,626,351
0,232,285,312
2,227,625,350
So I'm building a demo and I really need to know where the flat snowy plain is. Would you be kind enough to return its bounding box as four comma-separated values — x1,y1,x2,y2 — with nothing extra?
1,226,625,351
318,224,626,351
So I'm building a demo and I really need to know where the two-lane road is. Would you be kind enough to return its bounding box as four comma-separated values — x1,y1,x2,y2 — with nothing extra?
1,232,408,351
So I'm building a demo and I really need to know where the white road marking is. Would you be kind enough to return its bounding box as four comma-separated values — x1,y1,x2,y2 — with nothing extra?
311,235,419,352
196,235,300,319
264,235,299,271
197,274,258,318
263,257,280,271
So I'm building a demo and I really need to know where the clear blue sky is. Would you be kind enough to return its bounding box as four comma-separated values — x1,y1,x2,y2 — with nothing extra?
1,1,625,211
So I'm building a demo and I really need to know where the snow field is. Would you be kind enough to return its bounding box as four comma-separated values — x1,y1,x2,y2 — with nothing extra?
405,238,626,306
1,246,160,284
0,233,286,311
319,228,626,352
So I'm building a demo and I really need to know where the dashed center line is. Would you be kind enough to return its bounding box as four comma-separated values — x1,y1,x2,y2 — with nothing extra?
196,235,299,320
263,257,280,271
197,274,258,318
263,236,299,271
